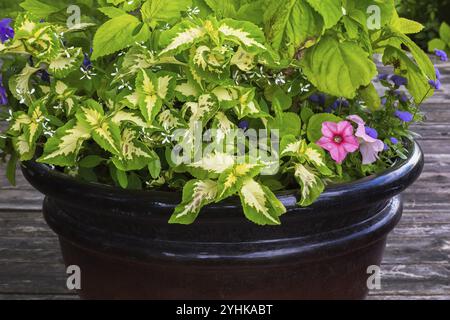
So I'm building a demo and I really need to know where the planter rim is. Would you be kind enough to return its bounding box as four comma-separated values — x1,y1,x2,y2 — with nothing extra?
21,139,424,210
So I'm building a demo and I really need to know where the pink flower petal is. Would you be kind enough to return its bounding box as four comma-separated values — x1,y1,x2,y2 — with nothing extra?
360,140,385,165
321,121,338,138
337,120,354,137
329,145,348,164
317,137,335,151
342,135,360,152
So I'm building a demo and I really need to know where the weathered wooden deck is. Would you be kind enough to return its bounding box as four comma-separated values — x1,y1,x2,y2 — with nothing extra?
1,61,450,300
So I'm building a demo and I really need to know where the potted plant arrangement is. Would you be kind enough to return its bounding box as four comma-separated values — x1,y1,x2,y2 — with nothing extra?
0,0,441,299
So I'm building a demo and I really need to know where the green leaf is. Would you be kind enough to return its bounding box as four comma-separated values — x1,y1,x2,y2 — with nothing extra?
307,113,341,143
204,0,238,18
98,6,127,18
188,151,235,174
305,0,342,28
112,128,155,171
19,0,61,19
439,22,450,45
239,178,286,225
300,36,377,99
141,0,192,26
148,156,161,179
428,38,447,53
91,14,151,60
38,120,91,166
169,179,218,224
48,47,83,78
6,153,18,186
8,64,40,106
216,163,262,200
79,155,104,168
359,83,381,111
382,46,433,103
294,163,324,206
267,112,301,137
159,20,206,55
264,0,323,58
116,169,129,188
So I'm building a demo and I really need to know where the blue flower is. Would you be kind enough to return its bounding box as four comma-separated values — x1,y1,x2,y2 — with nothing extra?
38,70,50,83
390,137,399,145
0,74,8,105
390,75,408,87
82,53,92,70
238,120,249,131
435,65,441,80
435,49,448,62
395,110,413,122
309,93,326,106
378,73,389,81
393,90,409,103
0,18,14,43
381,97,387,105
429,79,442,90
383,143,389,151
365,127,378,139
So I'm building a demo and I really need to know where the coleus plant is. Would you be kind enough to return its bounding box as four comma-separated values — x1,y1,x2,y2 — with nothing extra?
0,0,440,225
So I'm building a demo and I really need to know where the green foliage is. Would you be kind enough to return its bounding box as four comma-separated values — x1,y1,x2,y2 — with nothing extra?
0,0,436,225
428,22,450,54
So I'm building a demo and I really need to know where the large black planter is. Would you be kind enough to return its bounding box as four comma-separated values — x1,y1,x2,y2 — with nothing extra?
21,140,424,300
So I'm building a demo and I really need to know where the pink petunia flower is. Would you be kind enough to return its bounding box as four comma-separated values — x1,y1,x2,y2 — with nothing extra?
317,121,359,164
347,115,385,165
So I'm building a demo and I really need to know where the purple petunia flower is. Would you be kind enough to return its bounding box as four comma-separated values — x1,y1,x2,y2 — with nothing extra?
365,127,378,139
390,75,408,87
0,74,8,105
390,137,399,145
429,79,442,90
238,120,249,131
0,18,14,43
435,49,448,62
309,93,326,106
395,110,413,122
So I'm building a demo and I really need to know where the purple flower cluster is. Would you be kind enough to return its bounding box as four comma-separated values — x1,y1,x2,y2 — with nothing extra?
435,49,448,62
378,74,408,87
429,65,442,90
394,110,413,122
0,18,14,43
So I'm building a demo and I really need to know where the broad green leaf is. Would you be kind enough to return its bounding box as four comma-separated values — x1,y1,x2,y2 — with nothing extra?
428,38,447,53
382,46,433,104
141,0,192,26
169,179,218,224
158,109,183,131
264,0,323,58
230,47,256,72
79,155,104,168
38,120,91,166
204,0,238,18
190,45,232,83
91,14,151,60
359,83,381,111
294,163,324,206
391,15,424,34
19,0,61,18
217,163,262,200
98,6,127,18
300,36,377,99
8,64,40,106
305,0,342,28
440,22,450,45
267,112,301,137
110,110,149,128
239,178,286,225
183,93,220,126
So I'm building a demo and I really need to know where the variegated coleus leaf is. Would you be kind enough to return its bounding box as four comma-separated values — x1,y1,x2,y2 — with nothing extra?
218,19,266,53
182,93,220,127
159,20,207,56
239,178,286,225
136,69,177,123
169,179,218,224
37,119,91,166
189,45,232,83
117,45,185,79
157,109,185,131
230,47,256,72
188,151,235,175
8,64,40,106
211,111,236,141
110,110,150,129
48,47,83,78
14,15,60,61
76,100,121,155
281,135,333,176
217,162,263,201
112,127,158,171
294,163,325,207
51,81,79,116
233,87,266,119
174,80,201,101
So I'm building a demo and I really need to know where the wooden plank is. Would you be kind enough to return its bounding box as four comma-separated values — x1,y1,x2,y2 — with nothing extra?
0,294,78,300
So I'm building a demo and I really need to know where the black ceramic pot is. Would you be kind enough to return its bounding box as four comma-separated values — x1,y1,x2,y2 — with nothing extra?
21,140,424,300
